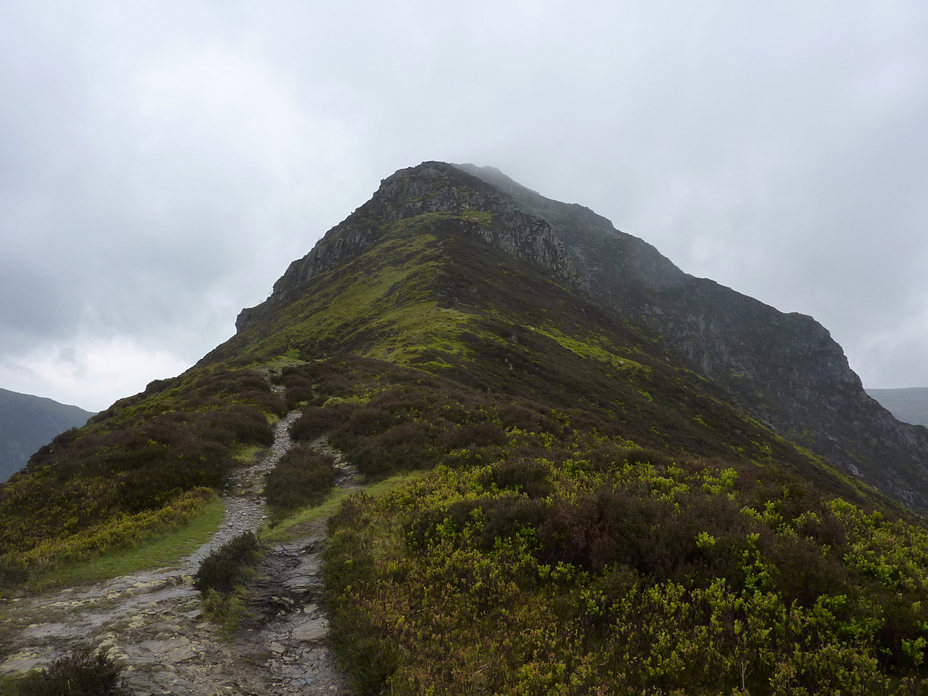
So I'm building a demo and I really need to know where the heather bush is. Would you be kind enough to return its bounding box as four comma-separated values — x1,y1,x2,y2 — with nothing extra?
325,455,928,694
289,403,355,442
282,372,315,408
264,444,337,515
347,421,433,478
199,405,275,447
15,648,129,696
485,458,551,498
435,421,507,450
0,366,282,571
193,531,260,594
0,558,28,589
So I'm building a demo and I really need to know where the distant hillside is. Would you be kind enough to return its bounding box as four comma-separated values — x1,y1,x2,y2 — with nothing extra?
0,388,94,482
868,387,928,428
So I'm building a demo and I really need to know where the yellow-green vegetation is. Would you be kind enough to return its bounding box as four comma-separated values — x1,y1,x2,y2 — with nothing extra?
6,176,928,696
18,487,212,575
0,366,285,582
325,452,928,694
253,354,925,693
261,472,423,545
234,444,266,464
262,488,356,544
213,220,478,369
31,495,224,588
530,324,648,376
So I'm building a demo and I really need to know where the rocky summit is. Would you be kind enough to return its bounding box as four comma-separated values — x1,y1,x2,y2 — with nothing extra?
5,161,928,694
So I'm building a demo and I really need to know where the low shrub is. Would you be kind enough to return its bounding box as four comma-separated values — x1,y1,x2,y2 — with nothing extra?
406,495,550,553
485,458,551,498
265,445,337,515
289,404,355,442
435,421,507,450
283,374,315,409
0,557,28,589
193,532,260,594
347,421,433,478
15,647,129,696
200,405,275,447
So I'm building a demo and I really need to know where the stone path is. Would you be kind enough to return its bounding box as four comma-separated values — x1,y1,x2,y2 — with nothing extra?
0,405,357,695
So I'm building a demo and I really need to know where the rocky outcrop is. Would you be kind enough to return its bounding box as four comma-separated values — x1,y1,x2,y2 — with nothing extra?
237,163,577,332
641,277,928,511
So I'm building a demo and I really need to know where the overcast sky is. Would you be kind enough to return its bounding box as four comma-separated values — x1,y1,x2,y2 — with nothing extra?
1,1,927,411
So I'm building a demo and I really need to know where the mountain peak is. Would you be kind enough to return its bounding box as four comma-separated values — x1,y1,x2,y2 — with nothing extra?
230,161,928,515
236,161,578,332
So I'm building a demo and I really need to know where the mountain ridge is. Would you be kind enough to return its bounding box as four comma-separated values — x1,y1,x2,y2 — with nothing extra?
232,160,928,516
459,163,928,512
236,162,579,333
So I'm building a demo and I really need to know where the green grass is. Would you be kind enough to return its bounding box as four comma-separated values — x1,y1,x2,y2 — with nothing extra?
0,366,285,572
233,444,265,464
260,472,424,545
531,323,648,375
0,674,23,696
31,496,225,588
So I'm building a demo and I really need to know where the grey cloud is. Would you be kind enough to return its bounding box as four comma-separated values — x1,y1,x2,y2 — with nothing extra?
2,0,928,408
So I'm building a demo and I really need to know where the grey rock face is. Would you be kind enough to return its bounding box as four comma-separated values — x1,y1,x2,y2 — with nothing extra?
460,163,928,515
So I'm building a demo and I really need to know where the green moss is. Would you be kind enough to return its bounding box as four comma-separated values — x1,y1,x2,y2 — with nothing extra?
461,207,494,226
215,220,484,372
531,324,648,375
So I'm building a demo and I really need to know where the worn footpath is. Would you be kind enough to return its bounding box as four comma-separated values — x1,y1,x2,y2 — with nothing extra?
0,405,357,695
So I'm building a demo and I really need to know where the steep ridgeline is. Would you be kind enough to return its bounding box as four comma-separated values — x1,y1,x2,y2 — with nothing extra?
458,163,928,515
233,160,928,516
237,162,577,332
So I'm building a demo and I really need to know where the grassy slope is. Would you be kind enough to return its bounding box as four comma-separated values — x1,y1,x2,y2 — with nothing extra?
213,215,885,510
0,365,286,580
0,388,94,483
207,214,928,692
268,353,928,695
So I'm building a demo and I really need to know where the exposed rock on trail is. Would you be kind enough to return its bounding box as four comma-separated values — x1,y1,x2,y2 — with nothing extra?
0,408,356,695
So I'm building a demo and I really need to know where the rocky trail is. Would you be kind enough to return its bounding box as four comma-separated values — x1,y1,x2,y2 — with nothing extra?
0,403,358,695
